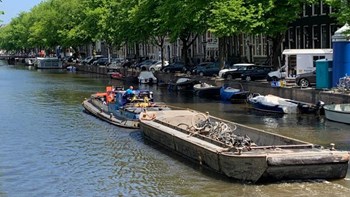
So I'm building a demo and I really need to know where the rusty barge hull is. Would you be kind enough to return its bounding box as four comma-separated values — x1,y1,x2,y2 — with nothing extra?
139,110,349,183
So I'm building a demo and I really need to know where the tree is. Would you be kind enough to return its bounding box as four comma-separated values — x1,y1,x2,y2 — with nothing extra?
325,0,350,24
208,0,266,67
209,0,316,68
132,0,169,66
158,0,209,65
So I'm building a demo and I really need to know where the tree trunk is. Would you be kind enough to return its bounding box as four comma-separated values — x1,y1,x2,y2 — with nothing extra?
135,43,140,59
271,33,284,69
159,37,165,67
181,39,190,66
218,37,227,69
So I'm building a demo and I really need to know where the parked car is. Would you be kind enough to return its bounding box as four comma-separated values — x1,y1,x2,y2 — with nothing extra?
221,64,258,79
121,59,136,68
149,60,169,72
182,64,196,74
92,57,109,66
81,56,93,65
218,63,254,78
267,65,287,81
241,66,273,81
83,55,104,65
186,62,211,75
107,58,125,68
132,59,157,70
192,62,220,76
162,62,187,73
295,70,316,87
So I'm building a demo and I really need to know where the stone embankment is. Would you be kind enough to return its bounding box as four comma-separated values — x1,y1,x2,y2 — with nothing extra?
77,64,350,104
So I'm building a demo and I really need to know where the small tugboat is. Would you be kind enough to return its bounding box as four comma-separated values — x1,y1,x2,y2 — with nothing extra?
139,109,349,183
82,86,170,129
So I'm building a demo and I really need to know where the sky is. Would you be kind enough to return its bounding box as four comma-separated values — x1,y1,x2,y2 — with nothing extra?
1,0,43,24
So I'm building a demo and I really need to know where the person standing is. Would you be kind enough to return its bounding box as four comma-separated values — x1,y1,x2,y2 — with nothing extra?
125,86,134,95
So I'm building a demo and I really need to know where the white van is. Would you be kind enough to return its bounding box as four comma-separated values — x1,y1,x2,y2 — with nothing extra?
267,49,333,80
267,65,286,81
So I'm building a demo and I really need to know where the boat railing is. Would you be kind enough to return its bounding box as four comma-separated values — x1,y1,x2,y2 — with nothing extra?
249,144,315,150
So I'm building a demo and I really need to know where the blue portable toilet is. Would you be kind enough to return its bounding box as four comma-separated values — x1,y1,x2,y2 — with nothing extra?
332,23,350,87
316,59,333,89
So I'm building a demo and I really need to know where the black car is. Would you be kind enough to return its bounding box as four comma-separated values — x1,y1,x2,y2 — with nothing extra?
295,71,316,87
192,62,220,76
92,57,109,66
162,62,186,73
131,59,156,70
85,55,104,65
240,66,273,81
221,64,257,79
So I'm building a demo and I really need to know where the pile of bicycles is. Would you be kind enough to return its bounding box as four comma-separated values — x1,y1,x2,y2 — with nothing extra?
188,113,252,149
336,75,350,93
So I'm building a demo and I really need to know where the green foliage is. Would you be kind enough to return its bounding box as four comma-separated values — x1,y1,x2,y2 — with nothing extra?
325,0,350,24
209,0,265,36
0,0,342,60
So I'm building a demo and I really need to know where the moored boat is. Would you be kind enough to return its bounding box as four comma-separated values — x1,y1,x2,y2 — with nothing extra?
82,86,170,129
193,82,221,98
324,103,350,124
34,57,62,69
167,77,200,91
138,71,158,84
220,84,250,103
139,109,349,183
248,94,323,114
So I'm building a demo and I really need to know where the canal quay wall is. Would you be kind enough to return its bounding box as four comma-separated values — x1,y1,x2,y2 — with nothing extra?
64,64,350,104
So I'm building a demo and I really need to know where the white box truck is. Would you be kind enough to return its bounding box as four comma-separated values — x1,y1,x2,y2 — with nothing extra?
267,49,333,80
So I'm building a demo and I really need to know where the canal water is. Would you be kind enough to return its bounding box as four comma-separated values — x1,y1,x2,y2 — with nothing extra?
0,61,349,197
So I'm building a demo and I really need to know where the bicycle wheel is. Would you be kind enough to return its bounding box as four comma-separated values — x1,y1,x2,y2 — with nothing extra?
191,113,208,130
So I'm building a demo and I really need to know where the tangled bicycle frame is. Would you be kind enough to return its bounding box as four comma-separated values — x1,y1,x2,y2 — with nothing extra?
178,112,253,151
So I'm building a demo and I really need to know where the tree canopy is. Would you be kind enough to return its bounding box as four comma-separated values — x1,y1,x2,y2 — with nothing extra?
0,0,341,67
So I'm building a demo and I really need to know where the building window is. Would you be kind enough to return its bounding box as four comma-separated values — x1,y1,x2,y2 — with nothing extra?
296,26,301,49
303,4,307,17
255,35,261,56
312,2,320,16
289,27,295,49
306,4,312,16
321,0,328,15
313,25,320,48
321,25,328,48
303,26,310,48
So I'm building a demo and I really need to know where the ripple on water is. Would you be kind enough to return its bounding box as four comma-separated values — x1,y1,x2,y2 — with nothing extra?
1,65,350,196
